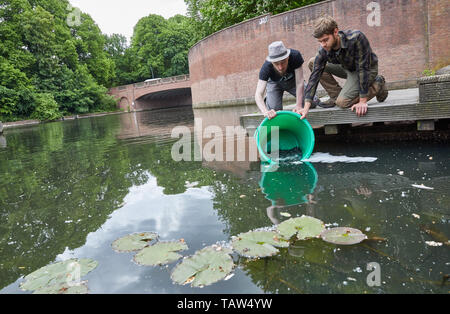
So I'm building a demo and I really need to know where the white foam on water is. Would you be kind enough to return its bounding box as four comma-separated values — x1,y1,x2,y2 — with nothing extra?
302,152,378,163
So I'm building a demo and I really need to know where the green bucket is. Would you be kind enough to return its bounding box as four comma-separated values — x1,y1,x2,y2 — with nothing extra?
255,111,315,164
259,162,318,206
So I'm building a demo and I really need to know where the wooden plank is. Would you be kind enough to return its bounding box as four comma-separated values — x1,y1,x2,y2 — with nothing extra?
241,101,450,136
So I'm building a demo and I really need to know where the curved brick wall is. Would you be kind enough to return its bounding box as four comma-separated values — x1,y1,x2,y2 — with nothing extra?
188,0,450,108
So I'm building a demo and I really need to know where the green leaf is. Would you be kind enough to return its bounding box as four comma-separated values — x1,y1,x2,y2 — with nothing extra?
112,232,159,252
133,240,188,266
33,282,89,294
320,227,368,245
171,245,234,287
277,215,325,240
20,259,98,292
231,230,289,258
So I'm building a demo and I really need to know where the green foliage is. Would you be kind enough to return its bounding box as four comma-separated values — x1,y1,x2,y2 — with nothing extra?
108,14,200,85
0,0,118,121
185,0,325,36
422,69,436,77
30,93,62,121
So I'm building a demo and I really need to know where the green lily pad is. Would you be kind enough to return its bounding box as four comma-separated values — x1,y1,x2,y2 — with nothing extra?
33,282,89,294
112,232,159,252
20,259,98,292
277,215,325,240
231,230,289,258
171,245,234,287
133,240,188,266
320,227,368,245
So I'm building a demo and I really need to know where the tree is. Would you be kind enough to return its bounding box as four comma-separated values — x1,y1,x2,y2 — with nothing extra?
184,0,325,36
0,0,118,121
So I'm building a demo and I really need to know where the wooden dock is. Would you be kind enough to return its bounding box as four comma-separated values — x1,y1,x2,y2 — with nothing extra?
240,88,450,138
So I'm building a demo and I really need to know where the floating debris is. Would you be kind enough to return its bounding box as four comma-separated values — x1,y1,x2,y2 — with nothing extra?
411,184,434,190
412,213,420,219
425,241,443,247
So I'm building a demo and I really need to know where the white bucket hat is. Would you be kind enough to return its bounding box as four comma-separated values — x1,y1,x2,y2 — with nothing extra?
266,41,291,63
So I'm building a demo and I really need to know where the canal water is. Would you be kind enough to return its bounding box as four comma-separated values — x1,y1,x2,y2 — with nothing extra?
0,106,448,294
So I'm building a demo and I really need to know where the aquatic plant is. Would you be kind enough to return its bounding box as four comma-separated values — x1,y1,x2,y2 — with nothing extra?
231,230,289,258
111,215,370,289
134,240,188,266
320,227,368,245
277,215,325,240
171,245,234,287
20,259,98,294
111,232,159,252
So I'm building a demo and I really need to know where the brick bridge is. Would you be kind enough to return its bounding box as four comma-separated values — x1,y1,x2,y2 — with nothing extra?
108,74,191,111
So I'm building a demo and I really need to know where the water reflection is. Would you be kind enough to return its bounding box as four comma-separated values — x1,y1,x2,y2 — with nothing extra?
260,162,318,225
0,107,448,294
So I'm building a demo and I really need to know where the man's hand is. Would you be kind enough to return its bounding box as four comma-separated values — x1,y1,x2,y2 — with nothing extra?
264,109,277,120
350,99,368,117
293,101,311,120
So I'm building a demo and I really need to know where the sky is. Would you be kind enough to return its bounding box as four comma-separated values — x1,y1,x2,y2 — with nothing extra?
69,0,187,40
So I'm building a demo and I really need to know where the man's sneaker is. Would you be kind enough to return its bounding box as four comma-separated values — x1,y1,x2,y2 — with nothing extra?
375,75,388,102
317,98,336,108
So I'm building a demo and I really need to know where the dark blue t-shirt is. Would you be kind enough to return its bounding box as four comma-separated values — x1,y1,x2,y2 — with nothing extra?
259,49,304,83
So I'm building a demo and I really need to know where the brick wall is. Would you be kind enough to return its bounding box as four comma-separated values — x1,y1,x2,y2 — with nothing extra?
188,0,450,107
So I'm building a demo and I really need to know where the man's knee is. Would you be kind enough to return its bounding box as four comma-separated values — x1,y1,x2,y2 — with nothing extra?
336,97,353,108
308,57,315,71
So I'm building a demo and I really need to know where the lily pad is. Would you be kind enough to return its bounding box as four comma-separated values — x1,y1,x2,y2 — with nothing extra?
33,282,89,294
133,240,188,266
112,232,158,252
171,246,234,287
20,259,98,293
320,227,368,245
231,230,289,258
277,216,325,240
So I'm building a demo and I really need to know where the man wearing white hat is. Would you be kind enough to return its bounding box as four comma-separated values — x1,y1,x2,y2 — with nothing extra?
255,41,319,120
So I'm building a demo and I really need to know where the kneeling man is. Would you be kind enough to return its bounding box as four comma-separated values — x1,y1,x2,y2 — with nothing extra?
302,15,388,119
255,41,319,120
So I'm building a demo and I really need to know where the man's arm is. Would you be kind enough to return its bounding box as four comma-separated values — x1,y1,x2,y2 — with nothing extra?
255,79,276,119
294,66,305,108
292,66,311,119
351,32,372,116
304,52,326,104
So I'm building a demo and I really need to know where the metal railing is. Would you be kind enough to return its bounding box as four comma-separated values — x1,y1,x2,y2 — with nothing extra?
110,74,190,92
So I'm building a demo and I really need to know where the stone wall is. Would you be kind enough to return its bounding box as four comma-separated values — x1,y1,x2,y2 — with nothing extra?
188,0,450,108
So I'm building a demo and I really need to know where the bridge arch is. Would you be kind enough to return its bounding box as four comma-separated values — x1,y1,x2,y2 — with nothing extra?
119,97,130,111
109,75,192,111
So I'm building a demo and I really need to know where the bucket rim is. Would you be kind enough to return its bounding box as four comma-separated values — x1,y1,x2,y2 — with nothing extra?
255,111,315,164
